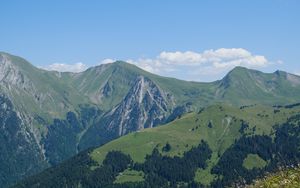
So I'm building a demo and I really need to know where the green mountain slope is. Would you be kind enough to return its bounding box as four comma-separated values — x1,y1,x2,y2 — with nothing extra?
0,52,86,118
1,51,300,187
216,66,300,105
13,103,300,187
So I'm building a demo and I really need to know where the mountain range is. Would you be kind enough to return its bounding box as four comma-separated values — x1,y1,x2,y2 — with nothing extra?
1,52,300,187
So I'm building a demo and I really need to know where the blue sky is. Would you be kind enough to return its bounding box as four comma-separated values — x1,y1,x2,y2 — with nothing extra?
0,0,299,81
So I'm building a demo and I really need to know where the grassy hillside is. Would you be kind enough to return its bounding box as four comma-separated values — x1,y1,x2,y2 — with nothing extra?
0,52,87,120
90,104,300,186
14,103,300,187
216,67,300,106
247,166,300,187
91,104,294,164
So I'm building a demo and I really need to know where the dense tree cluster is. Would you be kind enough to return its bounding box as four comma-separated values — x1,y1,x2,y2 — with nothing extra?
273,102,300,109
0,96,48,188
238,120,249,134
85,151,132,187
44,112,83,165
162,142,171,152
166,102,193,123
211,135,273,186
239,104,256,109
284,103,300,109
134,140,212,187
13,148,95,188
14,141,211,188
212,114,300,187
13,150,131,188
44,106,102,165
207,121,213,128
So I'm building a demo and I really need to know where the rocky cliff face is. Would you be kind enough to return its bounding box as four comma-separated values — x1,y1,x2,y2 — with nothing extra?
106,76,173,136
0,54,54,187
0,54,24,87
77,76,175,149
0,95,48,188
0,53,41,106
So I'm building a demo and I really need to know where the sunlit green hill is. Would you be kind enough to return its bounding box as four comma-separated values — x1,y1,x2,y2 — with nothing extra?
14,103,300,187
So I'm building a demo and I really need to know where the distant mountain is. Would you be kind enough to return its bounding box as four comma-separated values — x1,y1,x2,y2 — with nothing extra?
1,52,300,187
13,104,300,187
216,66,300,105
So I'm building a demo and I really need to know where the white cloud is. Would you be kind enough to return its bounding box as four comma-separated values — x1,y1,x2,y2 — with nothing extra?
42,62,88,73
127,48,273,81
41,58,115,73
100,58,115,64
159,51,203,65
295,71,300,76
40,48,278,81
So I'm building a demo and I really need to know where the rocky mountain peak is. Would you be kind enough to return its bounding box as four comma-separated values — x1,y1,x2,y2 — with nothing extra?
106,75,172,136
0,53,27,88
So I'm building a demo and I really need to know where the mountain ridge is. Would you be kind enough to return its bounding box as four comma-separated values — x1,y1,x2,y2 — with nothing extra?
1,51,300,187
